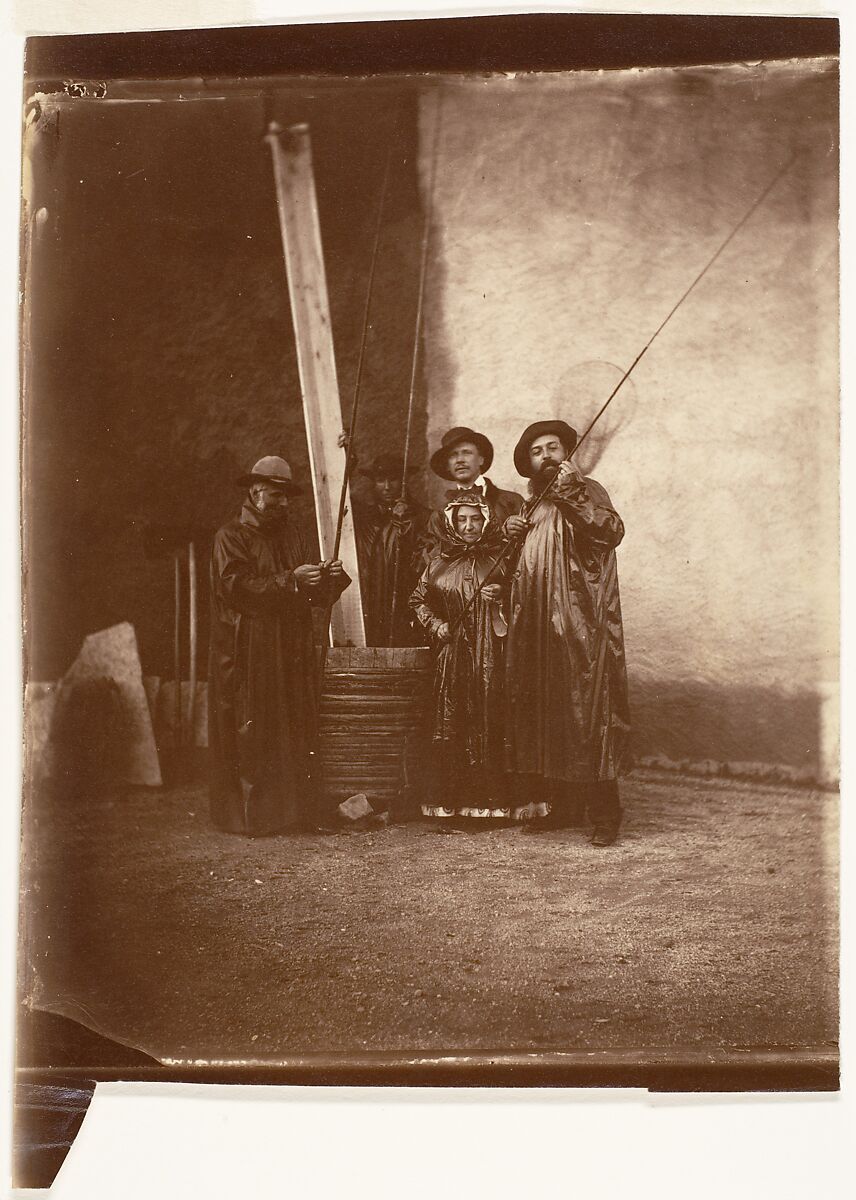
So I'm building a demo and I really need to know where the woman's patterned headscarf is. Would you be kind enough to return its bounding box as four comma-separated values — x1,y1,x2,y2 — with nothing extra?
440,488,494,556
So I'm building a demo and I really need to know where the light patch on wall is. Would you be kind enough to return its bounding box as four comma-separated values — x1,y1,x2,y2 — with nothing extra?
419,59,838,767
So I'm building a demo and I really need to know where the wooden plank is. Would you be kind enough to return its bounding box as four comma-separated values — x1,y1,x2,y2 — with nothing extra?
320,759,402,769
322,677,429,692
316,729,417,739
323,648,433,671
266,122,365,647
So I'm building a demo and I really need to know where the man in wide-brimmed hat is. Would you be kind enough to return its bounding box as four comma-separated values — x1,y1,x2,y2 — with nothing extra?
208,456,351,835
423,426,524,562
503,421,631,845
352,452,430,647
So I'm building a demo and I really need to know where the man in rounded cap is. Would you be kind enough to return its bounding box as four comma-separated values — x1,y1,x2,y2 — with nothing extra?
208,456,351,835
352,452,430,646
423,426,524,562
503,421,631,845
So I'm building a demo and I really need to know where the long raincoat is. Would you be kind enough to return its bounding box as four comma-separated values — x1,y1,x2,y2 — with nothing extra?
208,500,350,834
410,499,525,816
353,494,429,647
504,469,631,784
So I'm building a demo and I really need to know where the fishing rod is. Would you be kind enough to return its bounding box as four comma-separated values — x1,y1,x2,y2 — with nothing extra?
315,117,398,688
388,91,444,646
448,150,801,636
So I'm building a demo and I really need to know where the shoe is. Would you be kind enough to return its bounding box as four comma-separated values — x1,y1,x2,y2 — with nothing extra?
590,825,619,847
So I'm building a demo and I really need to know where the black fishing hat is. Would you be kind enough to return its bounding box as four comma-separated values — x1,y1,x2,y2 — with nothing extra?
429,426,494,480
513,420,578,478
235,455,302,495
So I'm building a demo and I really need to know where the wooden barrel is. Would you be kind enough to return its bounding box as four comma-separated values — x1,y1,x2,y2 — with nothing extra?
318,647,432,810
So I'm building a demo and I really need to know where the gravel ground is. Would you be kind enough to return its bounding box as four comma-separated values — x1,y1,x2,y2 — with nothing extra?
20,771,838,1063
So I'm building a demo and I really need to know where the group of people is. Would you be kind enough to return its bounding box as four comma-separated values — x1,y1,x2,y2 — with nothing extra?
208,419,630,846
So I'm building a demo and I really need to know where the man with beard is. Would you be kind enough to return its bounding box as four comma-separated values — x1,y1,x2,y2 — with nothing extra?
503,421,631,845
352,453,429,646
208,456,350,835
423,426,524,562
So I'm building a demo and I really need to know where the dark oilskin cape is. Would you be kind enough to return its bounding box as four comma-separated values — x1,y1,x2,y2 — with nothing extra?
208,501,350,834
410,514,508,772
504,470,631,783
353,494,429,647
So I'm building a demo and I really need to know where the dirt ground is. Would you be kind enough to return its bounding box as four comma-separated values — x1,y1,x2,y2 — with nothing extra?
19,771,838,1063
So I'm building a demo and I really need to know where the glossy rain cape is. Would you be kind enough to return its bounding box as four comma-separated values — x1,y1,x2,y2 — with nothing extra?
410,496,508,774
352,492,429,647
504,468,631,783
208,500,349,833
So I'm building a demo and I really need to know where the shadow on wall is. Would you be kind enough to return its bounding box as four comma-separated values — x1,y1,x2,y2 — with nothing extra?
630,676,821,774
24,80,427,683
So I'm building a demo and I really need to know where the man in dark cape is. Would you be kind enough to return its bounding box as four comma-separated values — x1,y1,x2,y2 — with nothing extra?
208,456,350,835
423,426,524,563
503,421,631,845
352,453,429,647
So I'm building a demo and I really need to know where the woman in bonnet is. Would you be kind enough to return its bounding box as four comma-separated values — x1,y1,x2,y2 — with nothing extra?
409,488,545,825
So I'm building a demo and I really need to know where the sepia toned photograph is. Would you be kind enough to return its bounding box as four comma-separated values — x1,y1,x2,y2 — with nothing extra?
15,13,840,1189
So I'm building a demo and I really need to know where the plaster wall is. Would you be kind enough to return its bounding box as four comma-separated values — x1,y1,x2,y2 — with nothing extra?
420,61,838,773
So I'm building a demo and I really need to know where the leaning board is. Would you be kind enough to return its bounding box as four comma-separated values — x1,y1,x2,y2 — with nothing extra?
266,123,366,646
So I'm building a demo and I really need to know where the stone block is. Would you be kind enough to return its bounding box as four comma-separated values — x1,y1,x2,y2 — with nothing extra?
55,622,161,786
338,793,372,821
143,676,161,722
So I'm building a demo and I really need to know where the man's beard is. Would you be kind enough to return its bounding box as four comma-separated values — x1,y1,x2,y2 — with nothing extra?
256,503,287,527
533,460,560,493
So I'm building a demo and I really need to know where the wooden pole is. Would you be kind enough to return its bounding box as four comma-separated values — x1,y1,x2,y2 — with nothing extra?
265,121,365,647
188,541,197,747
173,551,182,749
318,122,397,682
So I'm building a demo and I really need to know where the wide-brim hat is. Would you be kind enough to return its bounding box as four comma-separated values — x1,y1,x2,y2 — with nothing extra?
429,426,494,480
235,455,302,495
513,420,578,478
